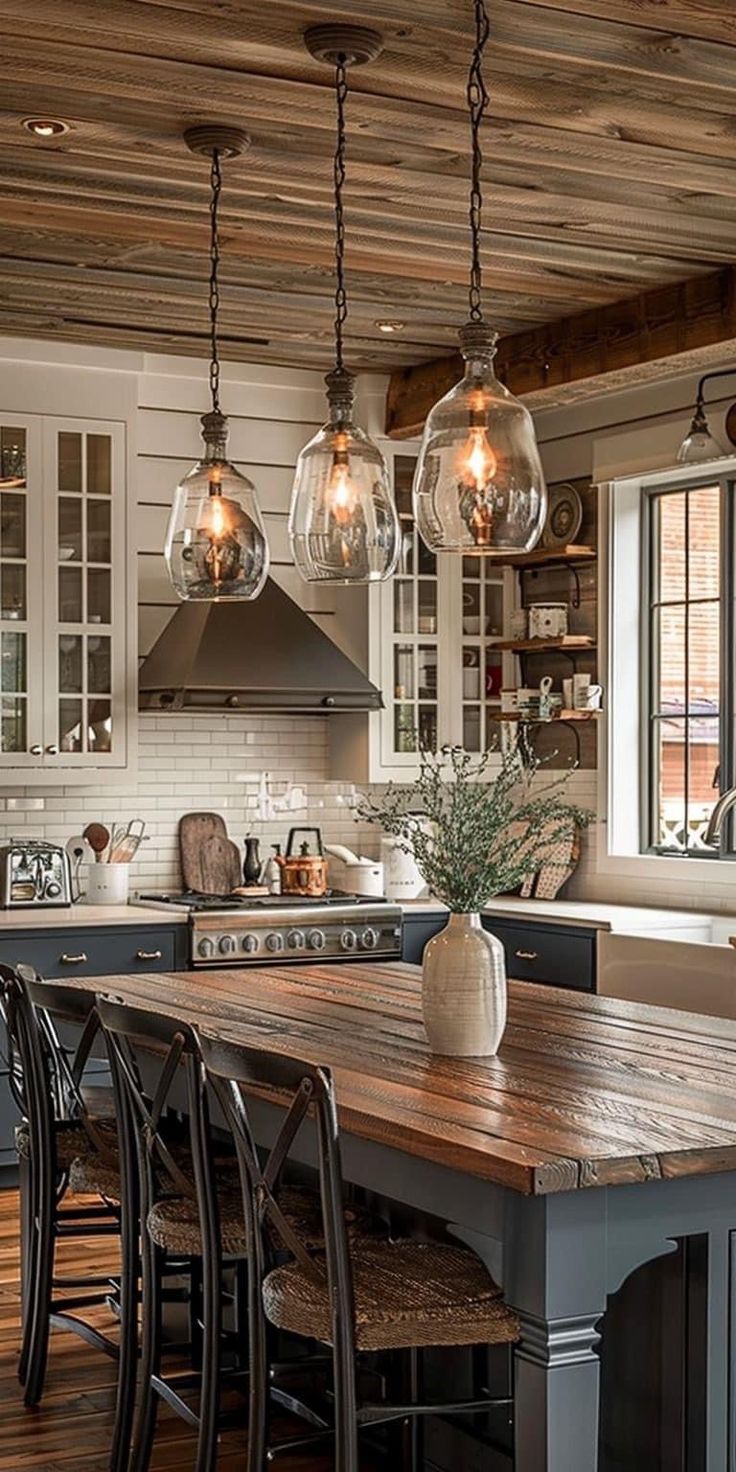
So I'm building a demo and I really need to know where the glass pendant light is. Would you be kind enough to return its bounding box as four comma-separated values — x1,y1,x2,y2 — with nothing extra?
165,126,269,602
289,26,400,584
676,370,733,464
412,1,547,556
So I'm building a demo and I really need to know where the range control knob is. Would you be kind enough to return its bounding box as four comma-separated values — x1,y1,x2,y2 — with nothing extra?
197,936,215,959
340,928,357,952
361,927,379,950
307,929,325,951
287,929,306,950
265,932,284,953
242,933,259,954
218,934,236,956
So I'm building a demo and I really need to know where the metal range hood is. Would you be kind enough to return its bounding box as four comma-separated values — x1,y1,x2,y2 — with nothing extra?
138,577,383,714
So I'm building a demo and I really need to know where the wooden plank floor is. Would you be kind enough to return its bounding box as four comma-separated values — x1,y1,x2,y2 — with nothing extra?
0,1189,366,1471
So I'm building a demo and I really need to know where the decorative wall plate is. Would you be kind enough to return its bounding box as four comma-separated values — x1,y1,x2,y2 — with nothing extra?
541,482,583,549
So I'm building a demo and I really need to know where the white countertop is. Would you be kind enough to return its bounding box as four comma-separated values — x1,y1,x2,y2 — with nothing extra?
0,903,188,929
400,895,716,933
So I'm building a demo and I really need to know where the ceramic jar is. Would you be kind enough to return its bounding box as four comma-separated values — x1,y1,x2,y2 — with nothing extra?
421,912,507,1057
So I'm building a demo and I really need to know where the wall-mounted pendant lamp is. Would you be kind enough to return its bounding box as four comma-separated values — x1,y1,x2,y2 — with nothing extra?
164,125,269,602
412,2,547,556
288,25,400,584
676,369,736,464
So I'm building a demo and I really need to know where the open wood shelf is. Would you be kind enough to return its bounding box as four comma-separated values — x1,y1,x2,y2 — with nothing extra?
494,543,596,569
489,709,601,723
488,635,596,653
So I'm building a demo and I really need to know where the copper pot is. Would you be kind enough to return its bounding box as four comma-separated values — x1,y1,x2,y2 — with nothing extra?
276,827,328,897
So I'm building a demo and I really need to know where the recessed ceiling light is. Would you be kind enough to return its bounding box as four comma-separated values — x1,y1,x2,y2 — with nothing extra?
375,319,405,334
22,117,70,138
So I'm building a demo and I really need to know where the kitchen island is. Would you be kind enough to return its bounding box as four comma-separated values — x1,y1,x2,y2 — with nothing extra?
60,960,736,1472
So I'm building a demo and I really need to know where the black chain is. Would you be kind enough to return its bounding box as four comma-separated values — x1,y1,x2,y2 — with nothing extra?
333,57,349,371
467,0,490,321
208,148,222,414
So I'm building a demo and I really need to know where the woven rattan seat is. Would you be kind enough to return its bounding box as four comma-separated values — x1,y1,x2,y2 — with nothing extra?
15,1118,91,1170
263,1239,520,1352
147,1182,335,1257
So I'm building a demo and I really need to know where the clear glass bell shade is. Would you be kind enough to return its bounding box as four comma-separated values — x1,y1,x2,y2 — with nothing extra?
165,411,269,601
676,405,727,465
289,370,400,584
413,321,547,555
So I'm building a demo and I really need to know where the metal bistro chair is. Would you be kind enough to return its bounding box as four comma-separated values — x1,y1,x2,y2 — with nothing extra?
198,1029,520,1472
0,966,124,1417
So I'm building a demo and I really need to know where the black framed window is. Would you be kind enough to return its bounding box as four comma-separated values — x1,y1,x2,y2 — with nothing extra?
644,475,736,856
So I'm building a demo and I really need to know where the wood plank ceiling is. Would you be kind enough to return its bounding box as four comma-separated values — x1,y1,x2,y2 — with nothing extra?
0,0,734,375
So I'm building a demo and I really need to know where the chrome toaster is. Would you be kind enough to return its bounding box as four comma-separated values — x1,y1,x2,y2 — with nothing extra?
0,840,72,908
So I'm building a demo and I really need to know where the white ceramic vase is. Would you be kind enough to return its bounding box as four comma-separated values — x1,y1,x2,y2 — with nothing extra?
421,912,507,1057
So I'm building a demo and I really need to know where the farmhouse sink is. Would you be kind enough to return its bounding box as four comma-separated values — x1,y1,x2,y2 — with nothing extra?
599,924,736,1020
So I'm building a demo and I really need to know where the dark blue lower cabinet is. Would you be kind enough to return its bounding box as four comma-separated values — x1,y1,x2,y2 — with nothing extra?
0,921,187,1182
402,912,597,993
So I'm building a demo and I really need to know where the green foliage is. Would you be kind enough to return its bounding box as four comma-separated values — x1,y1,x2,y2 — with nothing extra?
360,743,594,913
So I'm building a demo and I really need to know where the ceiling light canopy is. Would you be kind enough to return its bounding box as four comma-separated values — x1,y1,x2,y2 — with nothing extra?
412,1,547,556
676,369,735,465
164,125,269,603
288,24,400,585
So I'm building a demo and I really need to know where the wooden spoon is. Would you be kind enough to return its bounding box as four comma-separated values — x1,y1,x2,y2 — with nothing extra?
83,822,110,863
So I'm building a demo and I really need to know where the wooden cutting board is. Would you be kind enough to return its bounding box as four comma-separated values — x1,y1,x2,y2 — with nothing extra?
179,812,241,894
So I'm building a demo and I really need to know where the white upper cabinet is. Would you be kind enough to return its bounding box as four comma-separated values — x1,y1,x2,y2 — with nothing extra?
330,447,507,784
0,412,133,780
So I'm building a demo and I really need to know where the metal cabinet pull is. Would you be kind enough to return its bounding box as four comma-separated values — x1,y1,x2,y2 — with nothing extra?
30,744,43,755
45,744,59,755
60,952,87,965
515,949,539,961
136,949,162,961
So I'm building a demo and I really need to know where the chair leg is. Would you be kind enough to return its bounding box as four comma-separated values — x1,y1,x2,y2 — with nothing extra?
109,1187,140,1472
333,1331,360,1472
23,1157,55,1407
130,1231,164,1472
189,1256,203,1370
247,1262,269,1472
195,1242,222,1472
17,1150,36,1386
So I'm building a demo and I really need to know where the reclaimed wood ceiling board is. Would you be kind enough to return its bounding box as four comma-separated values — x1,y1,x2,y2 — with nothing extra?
0,0,734,369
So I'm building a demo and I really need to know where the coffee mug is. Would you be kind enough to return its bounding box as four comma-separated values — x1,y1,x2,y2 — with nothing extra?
574,678,603,711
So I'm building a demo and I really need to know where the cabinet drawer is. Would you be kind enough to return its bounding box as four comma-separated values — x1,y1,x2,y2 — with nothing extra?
483,919,596,992
0,925,180,981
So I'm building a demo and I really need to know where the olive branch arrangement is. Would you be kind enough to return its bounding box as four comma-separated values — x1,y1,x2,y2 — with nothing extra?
359,742,594,913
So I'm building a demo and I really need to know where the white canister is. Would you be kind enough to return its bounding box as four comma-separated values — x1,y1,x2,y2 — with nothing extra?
380,837,426,901
84,862,129,905
528,602,568,641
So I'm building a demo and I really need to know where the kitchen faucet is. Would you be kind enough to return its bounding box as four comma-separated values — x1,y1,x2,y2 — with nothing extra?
705,786,736,846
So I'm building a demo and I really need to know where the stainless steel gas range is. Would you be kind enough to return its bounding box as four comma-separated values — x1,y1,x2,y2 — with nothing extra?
137,890,403,967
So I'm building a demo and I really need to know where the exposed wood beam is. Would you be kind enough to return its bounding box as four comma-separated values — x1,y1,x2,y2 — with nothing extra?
385,268,736,438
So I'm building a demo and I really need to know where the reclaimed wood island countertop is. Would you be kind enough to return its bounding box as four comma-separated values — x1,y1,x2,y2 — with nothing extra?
64,959,736,1197
60,959,736,1470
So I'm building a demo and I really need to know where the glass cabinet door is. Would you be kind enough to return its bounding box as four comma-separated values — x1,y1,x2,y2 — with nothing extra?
0,420,43,764
460,556,504,752
43,420,124,768
383,454,440,763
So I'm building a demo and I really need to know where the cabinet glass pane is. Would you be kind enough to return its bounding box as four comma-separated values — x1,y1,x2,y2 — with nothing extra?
462,583,481,634
463,646,481,701
486,582,504,637
58,497,82,562
463,706,481,751
59,698,83,752
1,632,25,693
417,539,435,576
417,582,437,635
88,699,112,752
398,525,413,577
58,433,82,493
417,645,437,701
393,580,414,635
394,456,414,518
418,705,437,750
1,494,25,559
486,651,503,700
0,428,26,485
87,568,111,624
87,499,111,563
394,704,416,753
462,555,481,579
1,696,26,753
87,435,111,495
88,635,111,694
394,645,414,701
1,565,25,620
59,635,83,693
59,566,82,623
